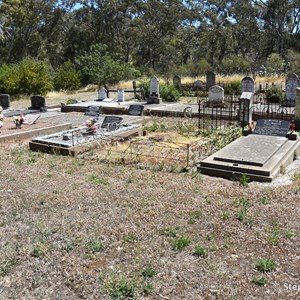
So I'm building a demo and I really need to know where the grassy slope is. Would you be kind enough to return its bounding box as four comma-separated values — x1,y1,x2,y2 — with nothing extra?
0,142,299,299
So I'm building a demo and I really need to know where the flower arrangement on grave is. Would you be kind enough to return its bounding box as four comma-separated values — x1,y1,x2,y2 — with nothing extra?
85,117,97,134
289,121,295,133
12,113,24,128
0,106,5,129
243,120,255,134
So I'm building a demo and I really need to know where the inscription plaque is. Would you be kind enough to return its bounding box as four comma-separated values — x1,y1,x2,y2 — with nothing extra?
254,119,290,137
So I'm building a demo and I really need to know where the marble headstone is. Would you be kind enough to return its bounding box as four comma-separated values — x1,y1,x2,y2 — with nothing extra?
147,76,161,104
239,92,253,124
208,85,224,104
117,89,125,102
98,89,107,101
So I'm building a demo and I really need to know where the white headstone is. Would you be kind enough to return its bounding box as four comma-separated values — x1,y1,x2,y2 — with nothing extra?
117,89,125,102
208,85,224,103
149,76,160,98
242,76,255,93
285,73,299,103
98,89,107,101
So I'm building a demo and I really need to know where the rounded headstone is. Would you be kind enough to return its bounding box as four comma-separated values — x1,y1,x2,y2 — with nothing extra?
0,94,10,109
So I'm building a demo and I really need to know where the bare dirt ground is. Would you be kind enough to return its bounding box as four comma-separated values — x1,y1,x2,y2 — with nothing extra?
1,92,300,299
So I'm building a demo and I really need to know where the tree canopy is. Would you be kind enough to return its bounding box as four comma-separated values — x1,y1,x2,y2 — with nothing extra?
0,0,299,79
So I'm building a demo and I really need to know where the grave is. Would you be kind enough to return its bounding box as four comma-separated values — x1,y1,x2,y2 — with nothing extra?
84,106,102,117
128,105,144,116
0,94,10,109
206,71,216,89
29,95,46,111
284,73,299,106
208,85,224,106
29,117,142,156
239,92,253,124
242,76,255,93
147,76,161,104
98,88,107,101
173,75,182,91
23,114,41,125
117,89,125,102
199,119,300,182
195,80,203,90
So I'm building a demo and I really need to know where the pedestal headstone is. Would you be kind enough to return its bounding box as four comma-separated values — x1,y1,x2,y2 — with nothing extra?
285,73,298,106
239,92,253,124
206,71,216,89
0,94,10,109
30,95,46,110
242,76,255,93
128,105,144,116
98,89,107,101
254,119,290,137
208,85,224,105
117,89,125,102
147,76,161,104
173,75,182,91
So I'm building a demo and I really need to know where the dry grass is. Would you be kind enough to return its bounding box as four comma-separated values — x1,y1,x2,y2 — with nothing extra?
0,138,299,299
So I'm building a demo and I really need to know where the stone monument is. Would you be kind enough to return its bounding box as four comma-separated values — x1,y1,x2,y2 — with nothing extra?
173,75,182,91
98,88,107,101
147,76,161,104
285,73,299,106
206,71,216,89
117,89,125,102
29,95,46,110
242,76,255,93
208,85,224,106
0,94,10,109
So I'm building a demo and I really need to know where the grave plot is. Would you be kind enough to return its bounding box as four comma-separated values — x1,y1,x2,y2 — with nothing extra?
29,116,142,156
199,119,300,182
85,132,209,171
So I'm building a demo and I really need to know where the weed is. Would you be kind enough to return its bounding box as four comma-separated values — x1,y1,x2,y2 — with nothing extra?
142,266,157,278
126,176,133,184
143,282,154,296
291,172,300,181
0,257,17,276
252,276,267,286
293,151,298,160
31,244,44,258
239,174,250,187
193,245,208,257
87,238,103,253
172,236,191,251
236,209,247,222
285,230,295,239
159,228,178,237
280,164,286,174
124,234,138,243
108,279,135,299
72,159,85,167
259,195,270,205
86,175,108,185
222,212,230,220
255,259,277,272
188,210,202,224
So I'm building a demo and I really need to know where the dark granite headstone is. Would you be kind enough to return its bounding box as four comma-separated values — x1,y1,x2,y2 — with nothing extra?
30,95,46,110
254,119,290,137
206,71,216,89
85,106,102,117
128,105,144,116
101,116,123,131
0,94,10,109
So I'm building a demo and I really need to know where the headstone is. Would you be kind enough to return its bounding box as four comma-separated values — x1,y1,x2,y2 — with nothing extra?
254,119,290,137
208,85,224,104
239,92,253,124
117,89,125,102
98,88,107,101
295,88,300,131
173,75,182,91
206,71,216,89
242,76,255,93
30,95,46,110
147,76,161,104
84,106,101,117
285,73,299,106
101,116,123,131
195,80,203,90
23,114,40,125
128,105,144,116
0,94,10,109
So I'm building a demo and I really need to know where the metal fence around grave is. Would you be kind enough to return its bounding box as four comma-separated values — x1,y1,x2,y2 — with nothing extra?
196,93,296,130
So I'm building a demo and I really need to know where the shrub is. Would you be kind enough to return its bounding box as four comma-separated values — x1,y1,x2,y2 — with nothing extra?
0,64,20,96
18,58,52,95
53,61,81,91
160,84,180,102
266,86,284,103
224,81,242,95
